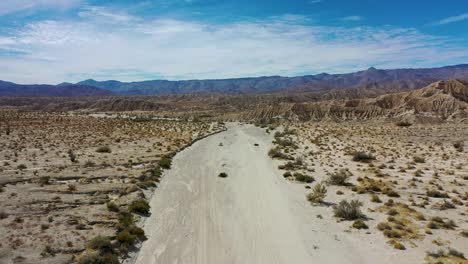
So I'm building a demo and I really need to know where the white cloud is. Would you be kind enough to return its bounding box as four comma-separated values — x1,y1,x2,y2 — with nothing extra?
0,0,81,16
431,13,468,25
341,16,363,21
309,0,323,4
0,12,467,84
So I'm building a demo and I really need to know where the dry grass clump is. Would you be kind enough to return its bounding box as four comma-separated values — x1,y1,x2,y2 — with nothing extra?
376,202,424,245
427,217,457,230
352,219,368,229
327,169,352,186
306,183,327,204
426,189,450,198
426,248,466,263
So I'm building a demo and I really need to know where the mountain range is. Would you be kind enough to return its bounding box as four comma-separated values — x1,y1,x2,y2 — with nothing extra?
1,64,468,97
76,64,468,95
0,80,113,97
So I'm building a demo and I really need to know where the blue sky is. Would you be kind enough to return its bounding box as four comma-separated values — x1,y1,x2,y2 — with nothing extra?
0,0,467,84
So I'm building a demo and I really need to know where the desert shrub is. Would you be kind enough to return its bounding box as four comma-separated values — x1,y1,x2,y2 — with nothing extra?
352,219,368,229
453,141,464,152
391,241,406,250
383,188,400,197
159,156,172,169
39,176,50,185
106,202,119,212
83,160,95,167
0,211,7,219
461,230,468,237
67,184,76,191
96,146,111,153
78,252,119,264
137,181,157,189
129,199,150,215
377,222,391,231
433,200,456,210
40,245,56,257
426,189,449,198
294,173,314,183
413,156,425,163
396,121,412,127
87,236,113,253
448,248,465,259
327,169,351,186
68,149,77,163
283,171,292,178
333,199,365,220
17,164,27,170
427,217,457,229
352,152,375,163
306,183,327,204
371,194,382,203
116,230,136,245
218,172,228,178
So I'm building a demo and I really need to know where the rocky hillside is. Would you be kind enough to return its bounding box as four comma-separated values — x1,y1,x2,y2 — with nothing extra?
245,80,468,122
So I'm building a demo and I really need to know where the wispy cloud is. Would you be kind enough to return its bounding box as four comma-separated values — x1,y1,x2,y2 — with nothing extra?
0,0,81,16
78,6,141,23
430,13,468,25
0,9,467,83
309,0,323,4
341,15,363,21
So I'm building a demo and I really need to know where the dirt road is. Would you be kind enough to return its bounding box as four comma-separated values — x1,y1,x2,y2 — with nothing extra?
132,124,388,264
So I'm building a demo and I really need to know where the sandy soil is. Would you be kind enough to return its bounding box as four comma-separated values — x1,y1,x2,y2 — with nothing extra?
131,123,408,264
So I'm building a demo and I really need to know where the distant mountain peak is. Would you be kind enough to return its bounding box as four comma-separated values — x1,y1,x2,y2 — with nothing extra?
366,66,378,71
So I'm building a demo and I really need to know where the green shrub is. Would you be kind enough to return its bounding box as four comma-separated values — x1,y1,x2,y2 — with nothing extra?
294,173,314,183
333,199,365,220
116,230,136,245
78,252,119,264
87,236,113,253
129,199,150,215
159,156,172,169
